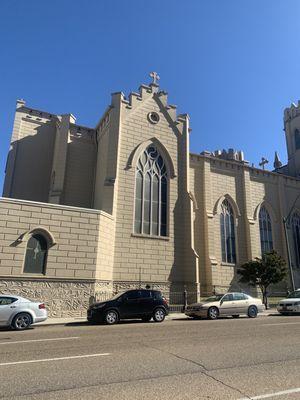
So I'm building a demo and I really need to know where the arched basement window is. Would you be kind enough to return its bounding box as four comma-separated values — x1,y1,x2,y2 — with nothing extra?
134,145,168,236
220,199,236,264
292,212,300,267
24,234,48,274
295,129,300,150
259,206,273,254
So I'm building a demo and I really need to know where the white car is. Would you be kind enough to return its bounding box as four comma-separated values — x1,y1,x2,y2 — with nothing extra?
277,289,300,315
185,292,264,319
0,295,48,330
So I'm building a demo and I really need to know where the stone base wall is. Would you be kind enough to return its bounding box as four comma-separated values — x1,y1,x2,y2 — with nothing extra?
0,278,113,317
0,277,186,317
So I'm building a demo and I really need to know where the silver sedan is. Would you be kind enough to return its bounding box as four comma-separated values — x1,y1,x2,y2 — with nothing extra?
185,292,264,320
0,295,48,330
277,289,300,315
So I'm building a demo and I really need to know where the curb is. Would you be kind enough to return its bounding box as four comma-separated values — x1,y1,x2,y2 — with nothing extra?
36,311,277,327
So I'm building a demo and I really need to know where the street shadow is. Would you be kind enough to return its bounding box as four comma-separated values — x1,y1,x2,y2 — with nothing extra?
65,319,158,327
0,326,34,332
64,321,90,327
266,313,300,317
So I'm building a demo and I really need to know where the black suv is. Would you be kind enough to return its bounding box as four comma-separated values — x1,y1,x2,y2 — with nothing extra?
87,289,169,325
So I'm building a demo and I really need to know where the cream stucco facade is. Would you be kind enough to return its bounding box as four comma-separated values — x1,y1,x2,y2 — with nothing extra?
1,76,300,316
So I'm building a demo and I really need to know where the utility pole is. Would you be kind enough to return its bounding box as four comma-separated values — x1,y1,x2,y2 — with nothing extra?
283,217,296,291
282,193,300,291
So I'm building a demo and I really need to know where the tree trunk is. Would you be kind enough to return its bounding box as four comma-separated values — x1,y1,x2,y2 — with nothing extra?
262,288,268,309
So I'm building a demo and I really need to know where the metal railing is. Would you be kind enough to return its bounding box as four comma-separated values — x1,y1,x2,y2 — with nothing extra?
94,290,199,313
43,287,290,317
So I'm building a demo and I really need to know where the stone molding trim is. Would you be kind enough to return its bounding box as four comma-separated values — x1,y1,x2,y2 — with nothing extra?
253,200,279,224
212,194,241,218
126,137,176,178
16,226,57,247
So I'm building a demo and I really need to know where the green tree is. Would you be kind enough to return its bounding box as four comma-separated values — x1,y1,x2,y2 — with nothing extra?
237,250,287,309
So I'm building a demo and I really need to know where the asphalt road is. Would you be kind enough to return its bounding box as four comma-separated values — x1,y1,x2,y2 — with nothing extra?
0,315,299,400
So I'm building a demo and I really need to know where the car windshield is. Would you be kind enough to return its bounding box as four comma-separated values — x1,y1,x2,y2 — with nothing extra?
203,295,224,302
287,290,300,299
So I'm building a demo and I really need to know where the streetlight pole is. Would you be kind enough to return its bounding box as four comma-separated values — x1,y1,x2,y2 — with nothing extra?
283,217,296,291
283,192,300,292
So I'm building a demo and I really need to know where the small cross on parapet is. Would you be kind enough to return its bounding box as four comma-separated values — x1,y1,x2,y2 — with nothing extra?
259,157,269,170
149,71,160,85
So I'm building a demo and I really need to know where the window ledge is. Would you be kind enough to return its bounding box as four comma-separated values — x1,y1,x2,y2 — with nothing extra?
131,233,170,241
221,262,236,267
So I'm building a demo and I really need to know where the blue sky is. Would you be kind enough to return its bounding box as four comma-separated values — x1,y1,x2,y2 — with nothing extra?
1,1,300,192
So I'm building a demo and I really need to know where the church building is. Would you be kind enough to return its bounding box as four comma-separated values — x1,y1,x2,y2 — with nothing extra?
1,73,300,316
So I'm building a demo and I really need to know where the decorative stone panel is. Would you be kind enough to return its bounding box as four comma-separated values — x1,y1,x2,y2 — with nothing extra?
0,278,114,317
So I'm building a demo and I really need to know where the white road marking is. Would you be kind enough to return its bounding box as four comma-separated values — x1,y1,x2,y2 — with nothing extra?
0,353,110,366
238,387,300,399
0,337,79,345
262,322,300,327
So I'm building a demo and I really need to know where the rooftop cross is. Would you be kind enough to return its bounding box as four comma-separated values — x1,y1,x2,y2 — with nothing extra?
149,71,160,85
259,157,269,170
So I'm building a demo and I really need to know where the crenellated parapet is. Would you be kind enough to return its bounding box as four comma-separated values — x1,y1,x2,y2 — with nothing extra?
69,123,95,142
16,99,58,127
202,148,249,165
284,101,300,122
111,78,189,125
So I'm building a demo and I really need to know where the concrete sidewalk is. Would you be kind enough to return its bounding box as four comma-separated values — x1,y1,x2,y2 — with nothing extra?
37,309,278,327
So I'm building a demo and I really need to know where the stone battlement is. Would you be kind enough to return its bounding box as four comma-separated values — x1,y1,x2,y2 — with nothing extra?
202,148,249,164
284,101,300,122
117,80,190,124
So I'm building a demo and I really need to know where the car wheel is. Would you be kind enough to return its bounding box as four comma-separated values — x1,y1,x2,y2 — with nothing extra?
141,316,152,322
153,308,165,322
232,315,240,319
12,313,32,330
248,305,258,318
104,310,119,325
207,306,219,320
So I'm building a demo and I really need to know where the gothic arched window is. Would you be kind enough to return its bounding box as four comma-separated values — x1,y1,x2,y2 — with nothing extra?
259,206,273,254
24,234,48,274
295,129,300,150
292,212,300,266
134,145,167,236
220,199,236,264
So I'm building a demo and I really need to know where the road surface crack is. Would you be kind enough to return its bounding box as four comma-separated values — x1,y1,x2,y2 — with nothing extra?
143,343,251,399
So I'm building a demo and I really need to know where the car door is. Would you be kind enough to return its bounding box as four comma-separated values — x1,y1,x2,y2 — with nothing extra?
219,294,235,316
232,293,249,314
0,297,18,325
138,290,153,315
118,291,142,318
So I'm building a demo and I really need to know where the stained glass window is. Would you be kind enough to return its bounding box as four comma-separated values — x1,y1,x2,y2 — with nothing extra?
134,145,168,236
259,206,273,254
295,129,300,150
24,234,47,274
220,200,236,264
